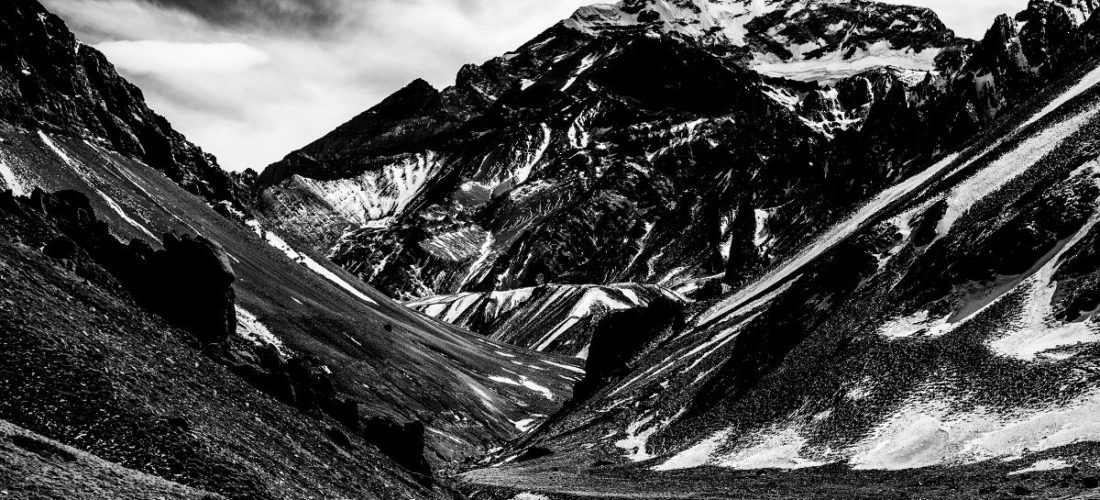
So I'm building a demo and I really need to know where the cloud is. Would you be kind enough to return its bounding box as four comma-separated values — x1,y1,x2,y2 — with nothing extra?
43,0,594,172
137,0,344,32
42,0,1028,172
96,41,271,74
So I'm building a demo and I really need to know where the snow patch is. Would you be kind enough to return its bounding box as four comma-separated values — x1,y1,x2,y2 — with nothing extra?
936,105,1100,239
1020,62,1100,130
0,159,24,196
532,288,638,352
487,374,555,401
544,360,586,374
1008,459,1072,475
988,210,1100,360
261,228,379,306
851,389,1100,470
510,493,550,500
753,42,940,83
511,418,537,432
235,306,288,356
97,190,158,240
283,152,438,226
653,429,732,471
615,415,658,462
718,425,828,470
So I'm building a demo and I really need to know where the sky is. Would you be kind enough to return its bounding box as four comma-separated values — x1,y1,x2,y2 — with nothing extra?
45,0,1029,172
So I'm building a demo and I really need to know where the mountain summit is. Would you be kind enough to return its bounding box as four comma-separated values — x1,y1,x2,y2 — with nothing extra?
564,0,965,80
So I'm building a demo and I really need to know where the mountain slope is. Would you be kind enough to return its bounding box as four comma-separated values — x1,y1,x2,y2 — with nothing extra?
0,198,456,499
459,23,1100,498
0,1,585,495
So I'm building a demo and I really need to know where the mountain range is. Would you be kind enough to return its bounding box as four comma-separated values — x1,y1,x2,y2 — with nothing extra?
6,0,1100,498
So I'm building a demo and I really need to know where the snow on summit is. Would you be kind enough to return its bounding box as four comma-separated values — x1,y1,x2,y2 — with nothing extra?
564,0,963,81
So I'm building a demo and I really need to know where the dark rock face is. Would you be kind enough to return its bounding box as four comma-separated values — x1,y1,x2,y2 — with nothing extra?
361,417,432,478
567,296,685,405
23,188,237,344
149,234,237,344
0,0,248,209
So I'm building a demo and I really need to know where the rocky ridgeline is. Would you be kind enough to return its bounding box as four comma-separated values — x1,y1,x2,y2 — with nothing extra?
0,0,250,211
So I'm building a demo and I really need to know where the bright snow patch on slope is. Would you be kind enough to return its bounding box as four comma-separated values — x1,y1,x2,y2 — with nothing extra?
752,43,940,82
260,227,379,306
1020,62,1100,130
235,306,288,355
936,105,1100,239
97,191,158,240
988,208,1100,360
1009,459,1072,475
37,131,159,240
487,374,555,401
718,425,829,470
851,390,1100,470
532,287,639,352
286,152,437,225
615,411,685,463
566,0,777,46
511,493,550,500
460,124,552,201
0,159,24,196
653,429,731,471
563,54,601,91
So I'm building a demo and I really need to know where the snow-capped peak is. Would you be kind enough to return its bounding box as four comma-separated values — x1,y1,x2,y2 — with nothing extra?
565,0,781,46
564,0,963,82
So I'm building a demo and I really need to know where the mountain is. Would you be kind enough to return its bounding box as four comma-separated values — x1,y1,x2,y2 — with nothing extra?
11,0,1100,497
0,1,586,498
566,0,964,81
255,0,1094,305
251,0,1100,497
463,49,1100,497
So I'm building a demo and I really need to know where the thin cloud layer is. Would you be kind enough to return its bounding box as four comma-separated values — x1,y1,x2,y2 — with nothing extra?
138,0,344,32
97,41,271,74
44,0,1027,172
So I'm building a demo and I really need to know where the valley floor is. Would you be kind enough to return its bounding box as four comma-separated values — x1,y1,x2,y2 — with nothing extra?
460,452,1100,500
